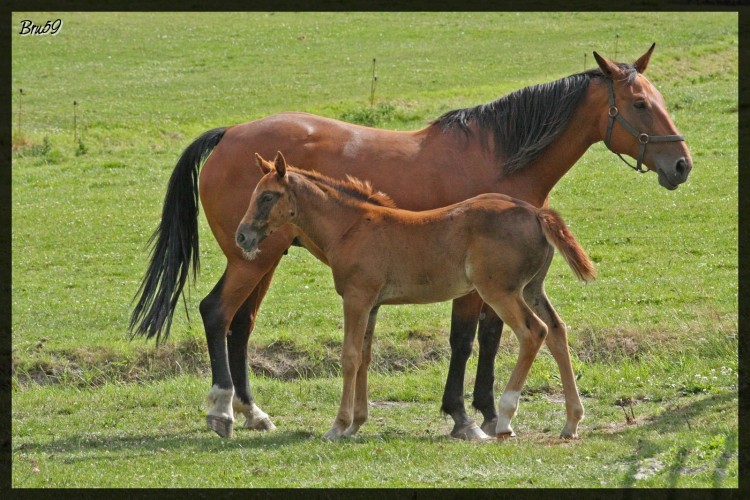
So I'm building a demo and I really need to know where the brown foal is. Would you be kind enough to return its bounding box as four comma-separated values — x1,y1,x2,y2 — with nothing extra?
236,152,595,440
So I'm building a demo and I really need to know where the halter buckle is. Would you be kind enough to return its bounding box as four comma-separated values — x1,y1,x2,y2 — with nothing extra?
608,106,619,118
638,133,650,144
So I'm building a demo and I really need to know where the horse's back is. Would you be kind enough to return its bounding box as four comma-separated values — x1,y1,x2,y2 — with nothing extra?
221,112,417,165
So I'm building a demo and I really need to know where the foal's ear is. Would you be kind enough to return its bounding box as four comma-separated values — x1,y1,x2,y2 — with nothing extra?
593,51,623,80
273,151,287,179
255,153,274,175
633,43,656,74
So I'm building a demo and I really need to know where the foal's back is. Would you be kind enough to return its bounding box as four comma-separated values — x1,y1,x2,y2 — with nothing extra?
335,193,550,305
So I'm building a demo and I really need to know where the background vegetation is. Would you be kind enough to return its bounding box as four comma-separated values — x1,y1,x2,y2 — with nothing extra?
11,12,738,488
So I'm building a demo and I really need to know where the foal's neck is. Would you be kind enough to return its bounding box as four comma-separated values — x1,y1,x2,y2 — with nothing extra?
290,176,373,255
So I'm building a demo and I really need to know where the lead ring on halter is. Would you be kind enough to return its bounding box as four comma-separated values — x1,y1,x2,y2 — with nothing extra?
603,78,684,174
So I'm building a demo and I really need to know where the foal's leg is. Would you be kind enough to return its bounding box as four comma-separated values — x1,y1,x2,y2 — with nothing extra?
480,294,548,438
524,285,584,438
532,292,584,439
323,293,373,441
523,251,584,438
343,306,379,438
473,303,503,436
442,294,489,440
229,260,282,431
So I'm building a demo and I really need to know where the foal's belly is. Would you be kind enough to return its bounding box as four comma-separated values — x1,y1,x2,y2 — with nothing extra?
376,271,475,305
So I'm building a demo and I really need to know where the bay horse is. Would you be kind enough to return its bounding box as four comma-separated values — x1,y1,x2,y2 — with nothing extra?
236,152,596,440
130,44,691,439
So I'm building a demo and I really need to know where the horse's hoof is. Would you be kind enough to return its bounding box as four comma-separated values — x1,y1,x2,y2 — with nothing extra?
560,431,579,440
207,415,234,438
342,425,361,438
245,416,277,432
496,430,516,440
450,422,491,441
322,428,343,441
480,419,498,437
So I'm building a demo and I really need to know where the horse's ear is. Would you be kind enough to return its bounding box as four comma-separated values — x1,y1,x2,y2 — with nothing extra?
593,51,623,80
256,153,273,175
633,43,656,74
274,151,287,179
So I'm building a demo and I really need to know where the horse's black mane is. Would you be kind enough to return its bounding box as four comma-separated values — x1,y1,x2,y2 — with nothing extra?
432,65,637,175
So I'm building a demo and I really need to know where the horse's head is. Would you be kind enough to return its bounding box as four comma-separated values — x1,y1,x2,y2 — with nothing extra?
594,43,692,190
236,151,296,259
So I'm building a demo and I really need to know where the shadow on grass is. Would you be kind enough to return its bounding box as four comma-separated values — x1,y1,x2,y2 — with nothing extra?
14,424,459,465
15,428,313,459
600,391,738,488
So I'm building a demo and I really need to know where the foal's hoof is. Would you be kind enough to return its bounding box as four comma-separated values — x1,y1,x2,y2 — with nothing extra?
207,415,234,438
450,422,492,441
496,430,516,440
322,428,344,441
244,416,277,432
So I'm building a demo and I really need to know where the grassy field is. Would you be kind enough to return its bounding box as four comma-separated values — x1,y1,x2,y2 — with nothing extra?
11,12,738,488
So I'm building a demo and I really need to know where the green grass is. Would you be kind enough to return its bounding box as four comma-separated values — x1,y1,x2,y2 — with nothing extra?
12,370,738,488
11,12,738,488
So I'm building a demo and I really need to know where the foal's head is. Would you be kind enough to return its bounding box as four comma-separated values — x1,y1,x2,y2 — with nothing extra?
236,152,296,259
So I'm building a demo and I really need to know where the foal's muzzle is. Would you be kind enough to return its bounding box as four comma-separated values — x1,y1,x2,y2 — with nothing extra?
236,223,264,258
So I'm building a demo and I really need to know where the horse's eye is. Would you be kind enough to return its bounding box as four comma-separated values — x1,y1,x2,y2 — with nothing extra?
634,100,647,110
261,193,275,203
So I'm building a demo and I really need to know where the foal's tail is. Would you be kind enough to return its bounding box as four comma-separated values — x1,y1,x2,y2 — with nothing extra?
129,127,227,343
537,208,596,283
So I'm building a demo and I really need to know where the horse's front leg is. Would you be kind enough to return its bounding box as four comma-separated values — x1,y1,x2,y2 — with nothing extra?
323,293,374,441
343,306,379,438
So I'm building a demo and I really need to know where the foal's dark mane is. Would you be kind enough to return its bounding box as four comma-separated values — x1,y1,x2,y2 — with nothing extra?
291,167,397,208
432,66,637,175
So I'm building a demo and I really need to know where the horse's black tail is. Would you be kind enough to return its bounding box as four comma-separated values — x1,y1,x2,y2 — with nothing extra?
129,127,227,344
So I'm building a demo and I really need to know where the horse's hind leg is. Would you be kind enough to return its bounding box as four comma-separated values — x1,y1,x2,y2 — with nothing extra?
200,272,237,438
228,260,281,432
473,303,502,436
532,293,583,439
200,237,290,438
479,293,547,438
442,293,488,441
524,267,584,439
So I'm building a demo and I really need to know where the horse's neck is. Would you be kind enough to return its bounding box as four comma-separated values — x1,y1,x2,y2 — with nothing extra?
291,180,368,255
496,83,605,207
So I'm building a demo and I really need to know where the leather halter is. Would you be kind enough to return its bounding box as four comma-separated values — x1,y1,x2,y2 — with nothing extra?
603,78,685,173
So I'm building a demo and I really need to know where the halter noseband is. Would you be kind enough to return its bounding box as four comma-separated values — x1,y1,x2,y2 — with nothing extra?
603,78,685,173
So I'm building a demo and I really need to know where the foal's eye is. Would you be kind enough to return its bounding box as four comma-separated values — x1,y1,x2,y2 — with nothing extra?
261,193,275,203
634,100,647,110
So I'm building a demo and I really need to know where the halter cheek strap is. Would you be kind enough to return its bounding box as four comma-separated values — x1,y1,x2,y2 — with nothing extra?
603,78,685,173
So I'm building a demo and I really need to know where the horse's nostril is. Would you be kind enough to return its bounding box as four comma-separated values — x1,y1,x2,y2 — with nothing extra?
675,158,689,178
236,232,246,244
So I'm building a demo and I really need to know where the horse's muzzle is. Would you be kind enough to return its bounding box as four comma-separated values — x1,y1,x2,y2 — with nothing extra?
658,157,692,191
